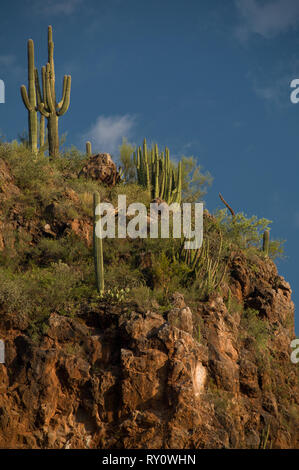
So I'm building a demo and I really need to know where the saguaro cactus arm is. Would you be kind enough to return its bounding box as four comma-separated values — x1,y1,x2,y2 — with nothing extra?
35,69,50,118
20,85,33,110
45,63,56,113
57,75,71,116
57,75,68,108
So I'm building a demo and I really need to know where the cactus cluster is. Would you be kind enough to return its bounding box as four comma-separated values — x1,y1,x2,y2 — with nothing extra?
21,26,71,158
134,138,182,204
97,287,130,303
178,230,227,297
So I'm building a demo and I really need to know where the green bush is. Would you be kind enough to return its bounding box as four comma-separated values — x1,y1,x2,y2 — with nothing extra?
240,308,269,352
215,209,285,260
0,261,82,319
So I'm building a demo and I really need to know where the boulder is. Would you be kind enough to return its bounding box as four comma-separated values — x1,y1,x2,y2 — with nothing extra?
79,153,121,186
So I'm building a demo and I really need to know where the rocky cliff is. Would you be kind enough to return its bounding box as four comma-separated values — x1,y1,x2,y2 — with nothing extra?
0,148,298,449
0,253,297,449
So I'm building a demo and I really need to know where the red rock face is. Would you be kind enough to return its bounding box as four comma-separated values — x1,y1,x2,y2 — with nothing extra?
0,255,298,450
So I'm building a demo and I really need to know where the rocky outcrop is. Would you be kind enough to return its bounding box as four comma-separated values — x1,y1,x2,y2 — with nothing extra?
79,153,121,186
0,252,298,449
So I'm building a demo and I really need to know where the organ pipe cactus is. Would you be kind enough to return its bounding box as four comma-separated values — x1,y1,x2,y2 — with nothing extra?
134,138,182,204
36,26,71,158
178,230,227,298
93,192,104,293
20,39,38,154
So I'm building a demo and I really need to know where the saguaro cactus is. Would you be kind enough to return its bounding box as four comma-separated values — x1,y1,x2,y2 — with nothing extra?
93,192,104,293
263,230,270,256
37,26,71,158
134,139,182,204
20,39,38,153
86,141,92,157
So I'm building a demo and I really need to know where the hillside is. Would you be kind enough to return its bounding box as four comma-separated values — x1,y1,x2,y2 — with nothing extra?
0,142,298,449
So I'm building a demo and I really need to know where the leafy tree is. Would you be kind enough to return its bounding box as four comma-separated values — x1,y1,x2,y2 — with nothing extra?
181,155,213,202
215,209,285,259
118,137,136,182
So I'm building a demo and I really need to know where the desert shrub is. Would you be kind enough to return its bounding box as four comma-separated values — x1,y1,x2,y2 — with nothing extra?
150,252,190,294
0,142,61,189
104,260,145,290
118,138,136,182
225,289,243,316
129,285,152,309
240,308,269,352
0,261,82,318
53,146,87,177
28,233,90,266
181,155,213,202
215,209,284,260
0,142,67,212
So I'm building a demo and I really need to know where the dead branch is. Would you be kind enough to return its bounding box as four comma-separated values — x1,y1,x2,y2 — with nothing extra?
219,193,235,218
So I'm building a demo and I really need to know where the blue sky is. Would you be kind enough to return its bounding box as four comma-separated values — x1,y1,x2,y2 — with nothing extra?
0,0,298,332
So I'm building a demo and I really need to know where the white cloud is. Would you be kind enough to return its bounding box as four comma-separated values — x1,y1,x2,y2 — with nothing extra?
36,0,83,16
84,114,136,155
235,0,299,40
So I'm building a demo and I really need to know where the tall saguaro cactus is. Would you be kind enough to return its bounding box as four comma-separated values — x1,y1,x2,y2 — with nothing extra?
20,39,38,154
134,139,182,204
93,192,104,293
37,26,71,158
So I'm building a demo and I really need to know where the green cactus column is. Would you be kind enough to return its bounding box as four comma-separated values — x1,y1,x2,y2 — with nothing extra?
86,141,92,157
93,192,104,293
134,139,182,204
174,161,182,204
35,67,47,156
143,138,151,195
263,230,270,256
39,115,45,147
154,144,160,198
20,39,38,154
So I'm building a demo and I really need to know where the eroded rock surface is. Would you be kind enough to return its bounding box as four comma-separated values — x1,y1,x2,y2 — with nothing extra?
79,153,121,186
0,255,298,449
